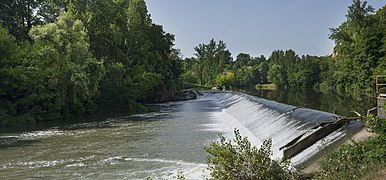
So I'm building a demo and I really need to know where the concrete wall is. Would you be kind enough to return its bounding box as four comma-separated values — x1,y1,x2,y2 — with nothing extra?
377,97,386,119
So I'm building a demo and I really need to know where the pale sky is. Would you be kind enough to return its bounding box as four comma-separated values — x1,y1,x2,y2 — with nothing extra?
146,0,386,58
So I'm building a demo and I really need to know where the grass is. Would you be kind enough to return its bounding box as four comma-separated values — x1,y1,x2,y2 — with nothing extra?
312,116,386,179
255,83,277,90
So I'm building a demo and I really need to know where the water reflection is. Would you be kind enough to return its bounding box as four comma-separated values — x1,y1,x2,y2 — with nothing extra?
249,89,376,117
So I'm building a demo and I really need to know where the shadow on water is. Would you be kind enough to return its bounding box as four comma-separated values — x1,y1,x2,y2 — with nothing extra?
0,138,41,149
0,111,143,134
248,88,376,117
0,102,187,149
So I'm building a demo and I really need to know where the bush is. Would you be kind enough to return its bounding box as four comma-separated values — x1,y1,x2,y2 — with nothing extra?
205,129,295,180
314,134,386,179
366,116,386,134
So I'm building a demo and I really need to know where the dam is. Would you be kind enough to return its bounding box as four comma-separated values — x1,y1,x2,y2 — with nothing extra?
0,91,362,179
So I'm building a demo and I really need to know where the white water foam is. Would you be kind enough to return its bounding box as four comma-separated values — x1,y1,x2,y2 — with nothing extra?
100,156,209,179
203,91,346,164
19,129,67,140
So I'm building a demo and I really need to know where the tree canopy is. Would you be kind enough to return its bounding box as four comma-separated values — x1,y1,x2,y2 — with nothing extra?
1,0,386,126
0,0,183,126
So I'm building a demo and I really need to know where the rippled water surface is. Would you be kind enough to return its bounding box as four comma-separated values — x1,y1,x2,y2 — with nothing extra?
0,99,225,179
0,92,359,179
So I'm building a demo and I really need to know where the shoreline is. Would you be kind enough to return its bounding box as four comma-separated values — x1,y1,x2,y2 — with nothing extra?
300,127,376,175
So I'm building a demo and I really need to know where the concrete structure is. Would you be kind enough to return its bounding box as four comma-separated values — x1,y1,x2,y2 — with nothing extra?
281,117,358,161
376,75,386,119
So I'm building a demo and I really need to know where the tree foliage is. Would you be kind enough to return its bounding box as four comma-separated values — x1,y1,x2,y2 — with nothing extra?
182,41,270,89
183,1,386,94
0,0,183,126
324,0,386,93
29,11,104,116
182,39,232,86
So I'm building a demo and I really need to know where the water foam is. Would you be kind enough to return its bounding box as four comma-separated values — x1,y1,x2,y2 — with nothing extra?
204,91,345,163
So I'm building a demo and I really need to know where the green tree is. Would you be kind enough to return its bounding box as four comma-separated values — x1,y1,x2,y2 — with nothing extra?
0,25,24,125
65,0,180,110
191,39,232,86
257,56,269,84
327,0,384,93
268,64,287,88
215,71,235,90
288,56,321,89
29,11,104,117
0,0,64,41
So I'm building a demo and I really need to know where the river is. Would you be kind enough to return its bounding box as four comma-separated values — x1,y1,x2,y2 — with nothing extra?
0,90,375,179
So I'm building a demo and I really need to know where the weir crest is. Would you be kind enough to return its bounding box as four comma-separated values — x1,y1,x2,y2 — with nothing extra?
202,91,362,166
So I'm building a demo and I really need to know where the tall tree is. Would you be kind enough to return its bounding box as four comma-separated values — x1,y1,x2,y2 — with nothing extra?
29,11,104,116
191,39,232,86
0,0,64,41
328,0,384,92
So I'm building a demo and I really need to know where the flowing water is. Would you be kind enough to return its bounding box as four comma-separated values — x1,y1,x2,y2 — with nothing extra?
0,91,363,179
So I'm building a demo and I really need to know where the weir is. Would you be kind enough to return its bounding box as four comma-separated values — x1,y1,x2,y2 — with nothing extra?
203,91,361,166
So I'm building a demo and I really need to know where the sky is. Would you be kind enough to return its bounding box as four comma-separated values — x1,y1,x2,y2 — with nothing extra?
146,0,386,58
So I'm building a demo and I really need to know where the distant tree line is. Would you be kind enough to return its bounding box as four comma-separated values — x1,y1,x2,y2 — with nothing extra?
0,0,182,126
1,0,385,126
182,0,386,94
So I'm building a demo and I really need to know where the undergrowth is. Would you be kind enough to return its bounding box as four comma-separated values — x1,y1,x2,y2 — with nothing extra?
313,116,386,179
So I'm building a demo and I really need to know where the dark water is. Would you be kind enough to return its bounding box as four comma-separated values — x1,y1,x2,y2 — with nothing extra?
0,100,221,179
0,90,371,179
249,88,376,117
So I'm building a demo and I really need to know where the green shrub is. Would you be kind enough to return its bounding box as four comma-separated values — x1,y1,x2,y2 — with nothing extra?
205,129,295,180
366,116,386,134
314,135,386,179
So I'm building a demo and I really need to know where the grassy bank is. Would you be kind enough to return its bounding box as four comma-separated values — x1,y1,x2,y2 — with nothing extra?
311,116,386,179
255,83,277,91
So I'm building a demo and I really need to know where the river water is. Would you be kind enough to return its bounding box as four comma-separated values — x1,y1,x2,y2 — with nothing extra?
0,91,369,179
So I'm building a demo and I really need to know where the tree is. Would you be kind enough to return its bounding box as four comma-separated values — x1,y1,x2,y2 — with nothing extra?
234,53,251,69
0,0,183,126
287,56,321,89
215,71,235,90
327,0,384,93
191,39,232,86
0,0,64,41
29,11,104,117
268,64,287,88
0,25,24,125
258,59,269,84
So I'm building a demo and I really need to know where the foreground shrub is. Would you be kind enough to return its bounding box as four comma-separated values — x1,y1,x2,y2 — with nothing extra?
314,134,386,179
205,129,295,180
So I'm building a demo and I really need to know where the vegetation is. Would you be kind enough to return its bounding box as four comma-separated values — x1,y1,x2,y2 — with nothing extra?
1,0,386,178
1,0,385,126
320,1,386,94
0,0,182,126
255,84,276,91
314,116,386,179
182,0,386,95
205,129,295,180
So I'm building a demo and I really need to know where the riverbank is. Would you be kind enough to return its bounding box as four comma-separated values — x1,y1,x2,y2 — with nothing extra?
300,127,376,175
300,123,386,179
